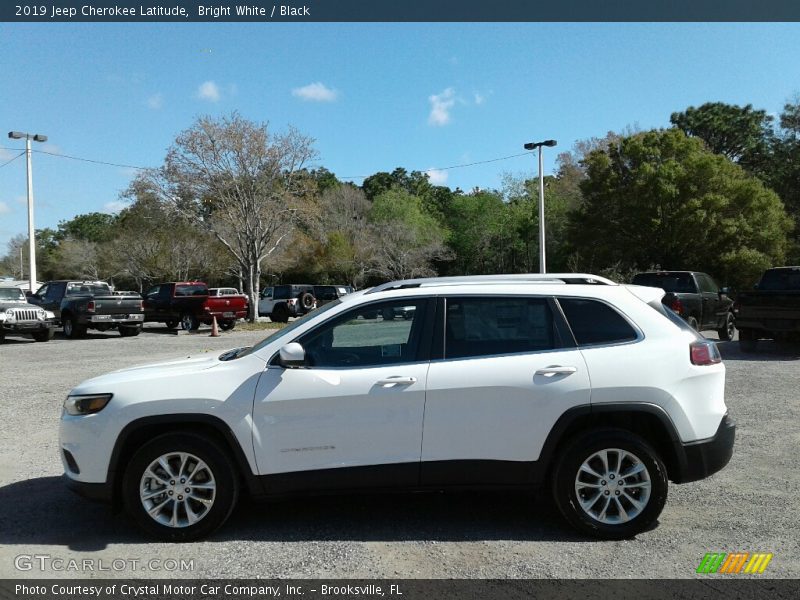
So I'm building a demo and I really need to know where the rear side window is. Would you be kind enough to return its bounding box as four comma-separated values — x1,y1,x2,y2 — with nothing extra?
759,269,800,291
273,286,290,300
444,297,556,359
558,298,638,346
175,284,208,297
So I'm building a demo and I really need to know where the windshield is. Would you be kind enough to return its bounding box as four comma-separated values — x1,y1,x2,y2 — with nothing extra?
0,288,24,301
175,284,208,297
235,299,343,359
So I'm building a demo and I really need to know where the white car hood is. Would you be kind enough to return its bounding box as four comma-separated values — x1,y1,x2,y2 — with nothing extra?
72,352,223,391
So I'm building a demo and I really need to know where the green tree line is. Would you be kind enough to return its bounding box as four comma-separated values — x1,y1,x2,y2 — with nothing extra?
2,100,798,320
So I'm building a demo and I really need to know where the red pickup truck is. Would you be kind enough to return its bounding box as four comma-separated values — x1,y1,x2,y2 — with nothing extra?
203,287,249,330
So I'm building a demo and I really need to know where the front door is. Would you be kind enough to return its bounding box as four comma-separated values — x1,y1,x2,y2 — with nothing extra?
252,298,434,493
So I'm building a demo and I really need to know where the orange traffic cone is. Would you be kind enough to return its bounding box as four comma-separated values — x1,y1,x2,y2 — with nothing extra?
210,315,220,337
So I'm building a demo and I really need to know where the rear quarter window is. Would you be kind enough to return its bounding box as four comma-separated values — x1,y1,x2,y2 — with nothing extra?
558,298,638,346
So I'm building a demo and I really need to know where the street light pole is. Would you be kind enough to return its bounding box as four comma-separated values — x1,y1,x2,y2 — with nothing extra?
8,131,47,294
523,139,557,274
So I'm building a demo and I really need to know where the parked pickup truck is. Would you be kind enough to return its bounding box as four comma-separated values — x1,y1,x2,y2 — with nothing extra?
734,266,800,352
0,285,56,342
203,287,249,331
29,280,144,339
142,281,210,331
631,271,735,340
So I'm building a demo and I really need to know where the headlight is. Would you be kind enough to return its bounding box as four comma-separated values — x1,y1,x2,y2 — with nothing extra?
64,394,113,416
37,309,46,320
45,310,56,319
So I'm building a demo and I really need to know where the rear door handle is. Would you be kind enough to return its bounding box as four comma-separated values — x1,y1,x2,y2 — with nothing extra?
376,376,417,386
535,366,578,377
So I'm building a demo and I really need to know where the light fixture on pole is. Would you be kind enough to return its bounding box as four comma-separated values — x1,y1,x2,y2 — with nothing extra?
8,131,47,294
523,139,557,274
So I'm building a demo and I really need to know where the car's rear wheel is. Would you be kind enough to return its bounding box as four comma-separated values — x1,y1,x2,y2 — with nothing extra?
219,320,235,331
119,325,142,337
122,433,239,542
686,316,699,331
271,304,289,323
32,329,54,342
63,315,86,339
717,312,735,341
180,313,199,331
552,429,668,539
739,328,758,352
165,319,179,330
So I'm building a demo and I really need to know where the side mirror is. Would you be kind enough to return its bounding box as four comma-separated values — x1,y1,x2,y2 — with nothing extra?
719,287,730,296
279,342,306,368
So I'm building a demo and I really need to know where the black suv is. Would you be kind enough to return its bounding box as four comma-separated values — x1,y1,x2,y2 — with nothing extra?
631,271,735,340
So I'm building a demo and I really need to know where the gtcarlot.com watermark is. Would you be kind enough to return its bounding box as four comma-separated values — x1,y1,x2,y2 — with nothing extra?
14,554,195,573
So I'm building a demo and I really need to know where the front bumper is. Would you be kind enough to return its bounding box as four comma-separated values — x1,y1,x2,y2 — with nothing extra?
65,474,113,503
673,413,736,483
1,320,53,332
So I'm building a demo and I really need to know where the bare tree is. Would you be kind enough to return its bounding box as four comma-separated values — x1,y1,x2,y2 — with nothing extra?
144,112,318,319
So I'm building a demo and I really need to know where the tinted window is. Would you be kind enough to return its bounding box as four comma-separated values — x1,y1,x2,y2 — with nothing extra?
298,299,426,367
66,282,110,295
697,274,718,294
759,268,800,291
445,297,556,359
174,284,208,297
273,286,290,300
559,298,638,346
631,273,697,293
145,285,160,299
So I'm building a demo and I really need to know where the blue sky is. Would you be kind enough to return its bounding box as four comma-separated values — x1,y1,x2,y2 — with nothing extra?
1,22,800,251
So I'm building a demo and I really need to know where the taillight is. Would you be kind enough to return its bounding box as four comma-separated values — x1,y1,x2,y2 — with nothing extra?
732,300,740,315
667,296,684,315
139,300,144,311
690,340,722,365
287,298,297,305
87,300,95,312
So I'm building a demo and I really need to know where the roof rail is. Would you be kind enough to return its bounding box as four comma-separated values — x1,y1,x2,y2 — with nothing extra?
365,273,616,295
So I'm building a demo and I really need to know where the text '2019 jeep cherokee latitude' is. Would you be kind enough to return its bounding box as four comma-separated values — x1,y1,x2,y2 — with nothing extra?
60,274,734,541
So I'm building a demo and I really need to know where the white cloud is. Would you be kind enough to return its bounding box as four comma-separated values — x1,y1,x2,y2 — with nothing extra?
0,201,11,215
474,92,486,105
103,200,128,214
197,80,221,102
428,87,456,126
425,169,448,185
292,82,339,102
15,195,26,205
147,93,163,109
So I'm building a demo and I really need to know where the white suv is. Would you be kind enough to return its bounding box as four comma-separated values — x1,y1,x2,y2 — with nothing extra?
60,274,734,541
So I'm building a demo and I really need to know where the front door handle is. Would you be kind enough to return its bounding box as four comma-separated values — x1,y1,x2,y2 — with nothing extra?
376,376,417,386
535,366,578,377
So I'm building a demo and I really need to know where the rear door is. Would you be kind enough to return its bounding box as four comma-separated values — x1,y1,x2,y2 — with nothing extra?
421,295,591,486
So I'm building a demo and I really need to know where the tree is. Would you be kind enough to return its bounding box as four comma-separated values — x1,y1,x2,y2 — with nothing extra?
570,128,792,289
143,112,318,319
670,102,773,167
368,189,451,279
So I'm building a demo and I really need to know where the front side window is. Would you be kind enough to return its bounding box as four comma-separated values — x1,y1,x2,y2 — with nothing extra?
558,298,638,346
145,285,160,299
298,299,427,367
444,297,556,359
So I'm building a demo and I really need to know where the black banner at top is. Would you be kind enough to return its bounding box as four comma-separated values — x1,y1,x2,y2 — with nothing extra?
3,0,800,22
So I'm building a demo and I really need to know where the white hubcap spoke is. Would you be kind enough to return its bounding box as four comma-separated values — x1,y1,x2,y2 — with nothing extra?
140,451,216,528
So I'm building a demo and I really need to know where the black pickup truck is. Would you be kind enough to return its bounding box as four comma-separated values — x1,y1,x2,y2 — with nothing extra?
734,266,800,352
29,280,144,338
142,281,209,331
631,271,735,340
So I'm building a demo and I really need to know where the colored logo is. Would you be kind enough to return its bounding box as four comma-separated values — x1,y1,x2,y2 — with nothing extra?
697,552,773,574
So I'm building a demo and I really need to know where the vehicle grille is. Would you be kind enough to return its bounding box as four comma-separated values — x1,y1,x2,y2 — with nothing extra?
9,309,38,322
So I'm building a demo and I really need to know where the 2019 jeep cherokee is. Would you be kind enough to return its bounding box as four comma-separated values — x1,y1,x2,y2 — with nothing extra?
60,273,734,541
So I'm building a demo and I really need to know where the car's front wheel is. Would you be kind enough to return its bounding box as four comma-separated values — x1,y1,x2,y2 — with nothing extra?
180,313,200,331
122,433,239,542
552,429,668,540
32,328,54,342
718,312,735,341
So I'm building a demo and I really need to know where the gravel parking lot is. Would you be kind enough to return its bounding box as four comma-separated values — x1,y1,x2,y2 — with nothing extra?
0,323,798,579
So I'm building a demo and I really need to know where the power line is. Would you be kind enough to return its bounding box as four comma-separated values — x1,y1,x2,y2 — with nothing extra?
0,151,25,169
0,145,534,180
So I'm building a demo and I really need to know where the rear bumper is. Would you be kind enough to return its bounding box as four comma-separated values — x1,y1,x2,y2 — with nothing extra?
673,413,735,483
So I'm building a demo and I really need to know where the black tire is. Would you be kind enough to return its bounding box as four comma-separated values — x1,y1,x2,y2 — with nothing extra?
165,319,179,330
0,330,5,343
119,325,142,337
121,432,240,542
180,313,199,331
739,328,758,352
271,304,290,323
63,315,86,339
717,312,735,341
298,292,315,311
686,316,699,331
552,428,668,540
32,328,54,342
219,320,235,331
